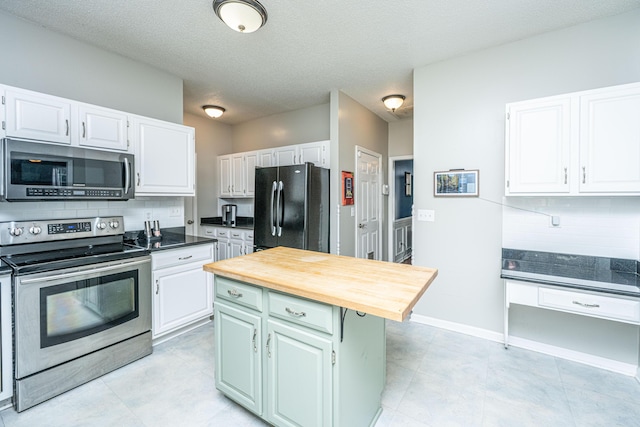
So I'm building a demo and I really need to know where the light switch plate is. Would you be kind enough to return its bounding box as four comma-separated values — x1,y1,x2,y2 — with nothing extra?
418,209,435,222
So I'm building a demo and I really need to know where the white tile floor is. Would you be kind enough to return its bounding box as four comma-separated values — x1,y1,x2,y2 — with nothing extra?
1,320,639,427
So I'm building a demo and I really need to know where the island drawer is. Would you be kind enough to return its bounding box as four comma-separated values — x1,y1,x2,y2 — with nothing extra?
216,277,263,312
268,292,333,334
538,287,640,324
152,244,214,270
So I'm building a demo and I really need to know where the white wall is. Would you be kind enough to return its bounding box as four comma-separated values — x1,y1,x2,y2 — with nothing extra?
413,9,640,365
0,11,187,230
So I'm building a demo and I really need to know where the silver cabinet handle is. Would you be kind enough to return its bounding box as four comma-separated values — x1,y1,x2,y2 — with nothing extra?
572,300,600,308
285,307,306,317
266,333,272,358
137,172,141,186
178,255,193,260
564,167,567,184
252,329,257,353
582,166,586,184
155,279,159,295
82,121,86,138
65,119,69,136
227,289,243,298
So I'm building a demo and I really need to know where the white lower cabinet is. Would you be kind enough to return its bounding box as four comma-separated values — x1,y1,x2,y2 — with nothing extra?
214,276,385,427
0,274,12,403
204,227,253,260
151,244,214,339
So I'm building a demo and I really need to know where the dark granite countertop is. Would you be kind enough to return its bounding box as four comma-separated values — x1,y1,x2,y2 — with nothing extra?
200,216,254,230
124,227,216,252
501,248,640,297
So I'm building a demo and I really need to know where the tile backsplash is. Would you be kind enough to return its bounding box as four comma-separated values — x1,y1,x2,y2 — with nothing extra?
501,197,640,260
0,197,185,232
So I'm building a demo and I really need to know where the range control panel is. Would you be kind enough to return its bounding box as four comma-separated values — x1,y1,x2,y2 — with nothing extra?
0,216,124,246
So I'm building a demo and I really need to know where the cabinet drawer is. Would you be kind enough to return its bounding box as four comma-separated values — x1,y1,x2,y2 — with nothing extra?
229,230,244,240
538,287,640,324
216,277,263,312
216,229,229,238
268,292,333,334
152,244,214,270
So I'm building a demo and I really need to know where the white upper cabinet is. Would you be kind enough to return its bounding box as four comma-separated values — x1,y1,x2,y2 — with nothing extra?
579,85,640,193
219,154,233,197
4,88,72,144
258,149,274,167
133,116,195,196
231,154,245,197
273,145,298,166
505,82,640,196
506,97,572,194
298,140,330,167
78,104,129,151
245,151,258,197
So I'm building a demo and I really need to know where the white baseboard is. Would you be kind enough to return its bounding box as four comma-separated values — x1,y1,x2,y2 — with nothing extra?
410,313,638,377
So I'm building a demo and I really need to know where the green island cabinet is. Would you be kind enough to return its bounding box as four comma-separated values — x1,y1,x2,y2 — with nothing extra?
205,246,438,427
214,275,385,427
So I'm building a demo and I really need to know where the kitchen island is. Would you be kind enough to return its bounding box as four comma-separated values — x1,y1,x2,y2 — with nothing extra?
203,247,437,427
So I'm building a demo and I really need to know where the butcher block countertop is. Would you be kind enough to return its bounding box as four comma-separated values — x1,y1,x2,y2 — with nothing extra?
203,246,438,322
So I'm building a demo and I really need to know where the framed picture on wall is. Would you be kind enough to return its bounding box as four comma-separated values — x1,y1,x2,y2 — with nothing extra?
434,169,479,197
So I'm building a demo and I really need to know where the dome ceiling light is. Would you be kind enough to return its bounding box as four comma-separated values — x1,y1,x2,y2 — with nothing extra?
212,0,268,33
382,94,406,112
202,105,226,118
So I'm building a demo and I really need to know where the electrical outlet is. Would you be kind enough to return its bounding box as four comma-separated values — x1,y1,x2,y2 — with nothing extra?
169,207,182,217
145,211,152,220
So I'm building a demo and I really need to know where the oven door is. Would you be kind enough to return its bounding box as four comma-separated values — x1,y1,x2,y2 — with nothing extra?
14,256,151,379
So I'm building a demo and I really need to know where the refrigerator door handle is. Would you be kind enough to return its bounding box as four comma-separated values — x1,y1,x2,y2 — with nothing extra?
277,180,284,237
270,181,277,236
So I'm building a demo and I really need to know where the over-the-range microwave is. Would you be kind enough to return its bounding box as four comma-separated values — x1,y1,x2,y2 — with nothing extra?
0,138,134,201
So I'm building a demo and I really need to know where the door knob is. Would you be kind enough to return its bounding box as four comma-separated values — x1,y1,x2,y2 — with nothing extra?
187,220,194,225
358,223,367,229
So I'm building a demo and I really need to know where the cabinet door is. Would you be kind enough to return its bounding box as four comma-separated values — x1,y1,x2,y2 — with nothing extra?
134,117,195,196
216,238,229,261
229,239,244,258
579,85,640,193
215,301,263,415
393,224,405,262
258,149,274,167
219,155,232,197
152,262,213,338
5,89,71,144
506,98,571,194
232,154,245,196
266,319,332,427
274,146,298,166
245,151,258,197
78,104,129,151
0,274,12,401
299,141,329,167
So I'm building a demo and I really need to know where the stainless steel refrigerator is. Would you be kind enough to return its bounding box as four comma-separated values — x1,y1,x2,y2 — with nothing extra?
254,163,329,252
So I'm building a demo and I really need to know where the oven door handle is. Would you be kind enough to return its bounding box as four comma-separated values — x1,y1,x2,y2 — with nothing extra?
18,258,149,285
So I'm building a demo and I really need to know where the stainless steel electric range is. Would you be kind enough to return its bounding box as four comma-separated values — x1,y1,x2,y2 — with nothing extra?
0,216,151,412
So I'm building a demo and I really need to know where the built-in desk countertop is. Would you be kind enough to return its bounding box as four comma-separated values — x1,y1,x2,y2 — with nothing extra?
203,246,438,322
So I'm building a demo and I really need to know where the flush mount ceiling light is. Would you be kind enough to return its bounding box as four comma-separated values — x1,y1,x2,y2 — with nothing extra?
212,0,268,33
202,105,226,118
382,94,406,112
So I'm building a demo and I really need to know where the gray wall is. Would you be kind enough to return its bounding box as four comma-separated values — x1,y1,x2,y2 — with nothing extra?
0,11,187,229
231,103,330,152
412,9,640,364
333,91,389,258
389,120,413,157
183,112,233,224
0,11,183,123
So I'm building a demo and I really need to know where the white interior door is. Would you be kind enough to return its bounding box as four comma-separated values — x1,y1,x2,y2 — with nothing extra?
355,147,382,260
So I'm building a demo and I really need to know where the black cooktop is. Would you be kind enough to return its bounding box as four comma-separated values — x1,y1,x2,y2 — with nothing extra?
1,242,148,275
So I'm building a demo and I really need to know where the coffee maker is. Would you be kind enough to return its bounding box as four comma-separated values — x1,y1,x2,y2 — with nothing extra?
221,204,237,227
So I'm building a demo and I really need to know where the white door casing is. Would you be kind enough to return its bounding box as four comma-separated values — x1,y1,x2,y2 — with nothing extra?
355,147,382,260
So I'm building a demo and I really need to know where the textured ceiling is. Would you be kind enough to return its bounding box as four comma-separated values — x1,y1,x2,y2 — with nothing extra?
0,0,639,124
